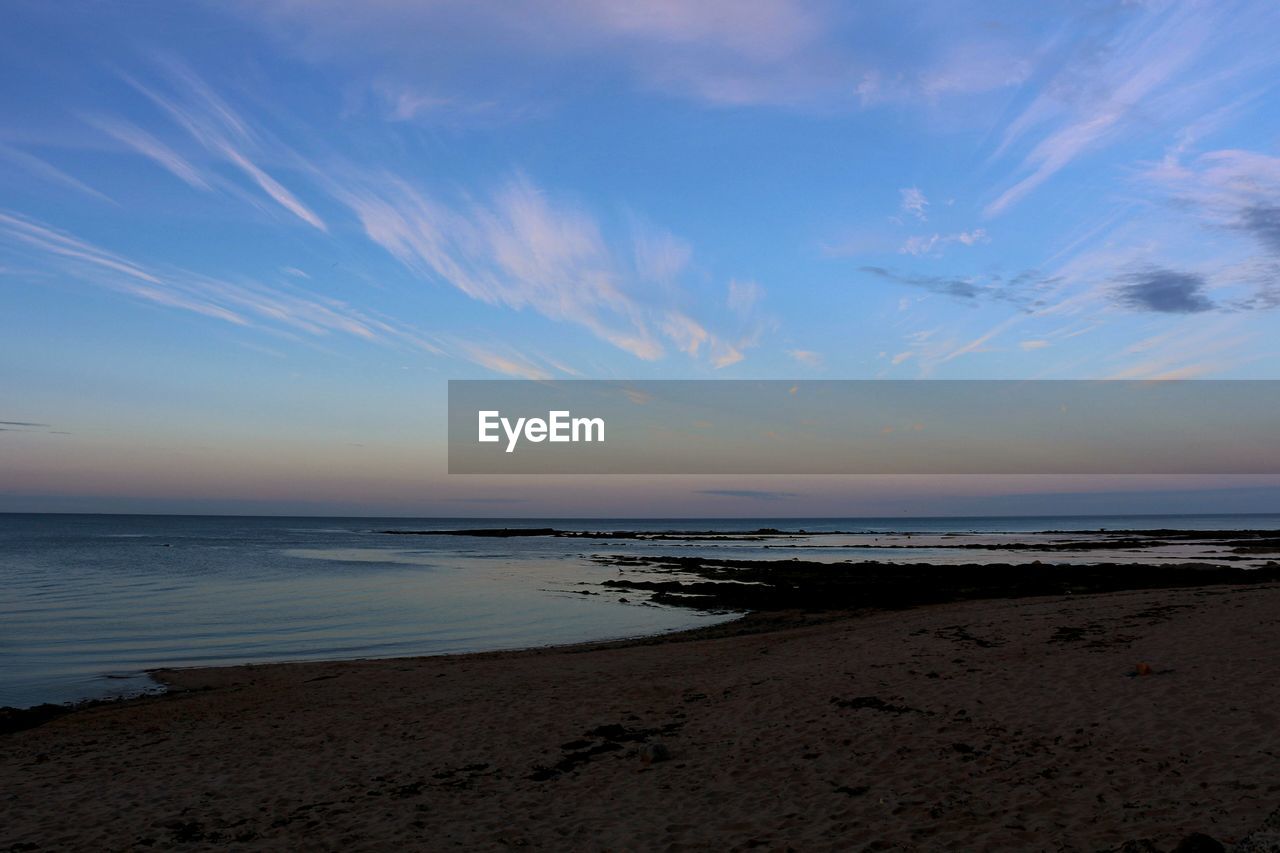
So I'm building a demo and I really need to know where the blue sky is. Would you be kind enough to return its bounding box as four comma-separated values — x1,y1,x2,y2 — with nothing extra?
3,0,1280,515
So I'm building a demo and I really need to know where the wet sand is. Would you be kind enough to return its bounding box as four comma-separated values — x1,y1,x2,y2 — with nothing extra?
3,582,1279,851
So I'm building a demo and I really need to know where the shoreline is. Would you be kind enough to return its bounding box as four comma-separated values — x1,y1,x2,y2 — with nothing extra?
149,607,842,691
1,610,763,729
5,548,1278,720
6,522,1277,716
7,552,1278,720
4,581,1280,849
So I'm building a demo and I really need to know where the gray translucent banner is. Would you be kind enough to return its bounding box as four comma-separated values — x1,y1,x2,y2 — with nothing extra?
447,380,1280,474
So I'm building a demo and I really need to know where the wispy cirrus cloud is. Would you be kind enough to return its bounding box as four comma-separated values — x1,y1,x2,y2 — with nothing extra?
1105,315,1252,380
85,115,210,190
2,207,639,380
334,173,663,359
632,222,693,286
0,210,443,352
331,171,753,366
22,58,768,376
236,0,1034,113
454,342,552,380
984,2,1275,217
855,34,1035,107
241,0,836,109
1146,148,1280,254
916,42,1032,100
0,143,115,204
72,64,764,373
118,60,327,231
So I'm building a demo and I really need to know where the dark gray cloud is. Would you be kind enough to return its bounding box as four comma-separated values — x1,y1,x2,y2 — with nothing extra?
860,266,1061,310
0,420,68,436
860,266,980,299
696,489,799,501
1227,260,1280,311
1239,205,1280,255
1238,289,1280,311
453,497,529,504
1114,268,1214,313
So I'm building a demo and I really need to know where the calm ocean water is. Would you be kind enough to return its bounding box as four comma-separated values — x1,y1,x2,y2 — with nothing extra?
2,512,1278,708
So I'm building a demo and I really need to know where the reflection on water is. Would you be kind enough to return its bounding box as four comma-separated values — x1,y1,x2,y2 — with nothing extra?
282,547,444,566
0,516,737,708
2,512,1277,708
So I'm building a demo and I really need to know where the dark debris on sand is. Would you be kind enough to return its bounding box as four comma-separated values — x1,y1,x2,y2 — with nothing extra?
528,721,683,782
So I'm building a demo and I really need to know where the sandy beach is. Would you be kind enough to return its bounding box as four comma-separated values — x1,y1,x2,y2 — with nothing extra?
11,1,1280,850
3,581,1278,852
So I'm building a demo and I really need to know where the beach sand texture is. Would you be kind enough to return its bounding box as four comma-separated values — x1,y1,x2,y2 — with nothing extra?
3,583,1278,851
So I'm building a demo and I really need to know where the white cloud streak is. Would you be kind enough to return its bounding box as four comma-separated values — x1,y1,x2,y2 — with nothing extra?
86,115,211,190
456,342,552,379
0,143,115,204
330,171,753,366
45,63,766,374
985,4,1224,217
119,62,327,231
0,211,441,351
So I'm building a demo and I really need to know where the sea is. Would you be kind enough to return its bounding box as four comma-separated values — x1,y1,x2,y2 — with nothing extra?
2,512,1278,709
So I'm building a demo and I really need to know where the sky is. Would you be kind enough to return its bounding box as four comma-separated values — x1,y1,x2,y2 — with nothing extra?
2,0,1280,516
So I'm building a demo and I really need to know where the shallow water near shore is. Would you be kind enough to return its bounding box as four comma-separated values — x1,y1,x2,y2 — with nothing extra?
2,512,1278,708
